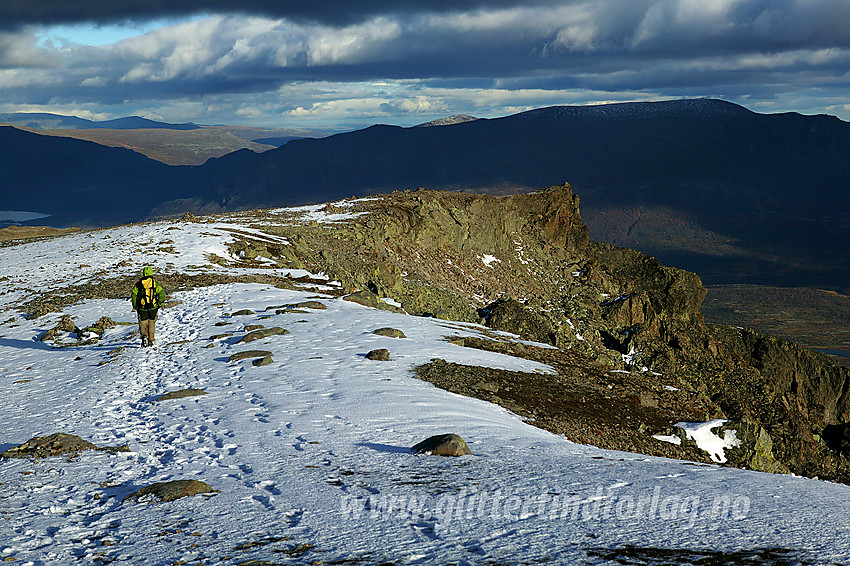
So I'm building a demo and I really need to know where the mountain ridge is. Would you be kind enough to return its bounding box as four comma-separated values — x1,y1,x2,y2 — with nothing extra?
3,99,849,291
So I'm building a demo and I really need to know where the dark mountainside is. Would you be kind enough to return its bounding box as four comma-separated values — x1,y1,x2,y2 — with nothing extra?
203,99,850,291
0,126,200,227
3,99,849,291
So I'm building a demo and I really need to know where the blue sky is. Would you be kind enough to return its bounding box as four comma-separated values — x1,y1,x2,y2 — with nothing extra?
2,1,849,129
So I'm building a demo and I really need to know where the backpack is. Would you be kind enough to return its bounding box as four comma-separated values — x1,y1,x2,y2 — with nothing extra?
138,277,159,310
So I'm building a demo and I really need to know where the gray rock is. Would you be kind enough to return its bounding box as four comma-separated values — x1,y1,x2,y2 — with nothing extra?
231,309,255,316
411,434,472,457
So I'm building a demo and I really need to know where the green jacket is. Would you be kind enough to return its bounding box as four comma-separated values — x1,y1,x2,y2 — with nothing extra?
132,277,166,311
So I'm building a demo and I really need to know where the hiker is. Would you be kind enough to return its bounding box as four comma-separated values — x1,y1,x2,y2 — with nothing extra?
131,266,166,347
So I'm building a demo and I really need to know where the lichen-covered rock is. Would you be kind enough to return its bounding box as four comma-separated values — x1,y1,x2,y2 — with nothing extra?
229,350,273,362
231,309,255,316
40,315,80,341
343,290,404,313
293,300,327,310
411,434,472,457
157,389,206,401
366,348,390,361
77,316,117,341
1,433,96,459
237,327,289,343
373,327,406,338
483,298,557,346
252,356,273,366
123,479,215,503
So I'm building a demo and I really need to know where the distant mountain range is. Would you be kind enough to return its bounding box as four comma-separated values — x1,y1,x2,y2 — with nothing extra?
0,112,200,131
2,100,849,291
0,113,336,165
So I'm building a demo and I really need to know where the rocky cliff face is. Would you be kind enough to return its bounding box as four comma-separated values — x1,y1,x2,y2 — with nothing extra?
224,183,850,483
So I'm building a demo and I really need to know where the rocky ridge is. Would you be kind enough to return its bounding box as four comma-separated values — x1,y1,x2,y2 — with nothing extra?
10,183,850,484
215,183,849,483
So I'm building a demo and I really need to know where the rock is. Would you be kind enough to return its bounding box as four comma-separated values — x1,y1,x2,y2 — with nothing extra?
231,309,255,316
373,327,406,338
366,348,390,361
474,381,499,393
252,356,273,366
156,389,206,401
40,315,80,341
93,316,116,332
483,298,557,346
124,479,215,503
39,327,58,342
293,300,327,310
229,350,273,362
78,316,117,340
208,333,234,340
244,324,265,332
237,327,289,343
343,290,404,313
1,433,96,459
411,434,472,457
57,315,78,333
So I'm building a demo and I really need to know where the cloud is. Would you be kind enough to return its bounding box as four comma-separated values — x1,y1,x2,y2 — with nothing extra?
2,1,850,127
0,0,564,28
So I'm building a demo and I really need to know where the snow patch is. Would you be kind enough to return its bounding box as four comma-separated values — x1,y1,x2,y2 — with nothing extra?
675,420,741,463
480,254,501,267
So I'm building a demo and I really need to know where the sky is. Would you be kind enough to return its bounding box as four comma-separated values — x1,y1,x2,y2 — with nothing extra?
1,0,849,129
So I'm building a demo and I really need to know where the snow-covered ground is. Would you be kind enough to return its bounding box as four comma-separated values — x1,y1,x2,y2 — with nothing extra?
2,211,850,565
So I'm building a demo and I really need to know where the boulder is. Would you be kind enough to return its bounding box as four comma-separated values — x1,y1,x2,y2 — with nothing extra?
229,350,273,362
231,309,255,316
237,327,289,344
483,298,557,346
40,315,80,341
366,349,390,361
57,315,78,333
156,389,206,401
373,327,406,339
293,300,327,310
252,356,273,367
1,433,105,459
411,434,472,457
343,290,404,313
123,479,215,503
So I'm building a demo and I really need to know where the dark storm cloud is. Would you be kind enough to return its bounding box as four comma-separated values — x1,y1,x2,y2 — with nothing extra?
0,0,563,28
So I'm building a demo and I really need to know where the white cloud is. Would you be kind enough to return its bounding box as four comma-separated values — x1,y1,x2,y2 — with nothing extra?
307,18,402,65
3,2,850,127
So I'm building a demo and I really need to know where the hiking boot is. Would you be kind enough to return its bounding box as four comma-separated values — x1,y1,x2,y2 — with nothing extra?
141,337,148,348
